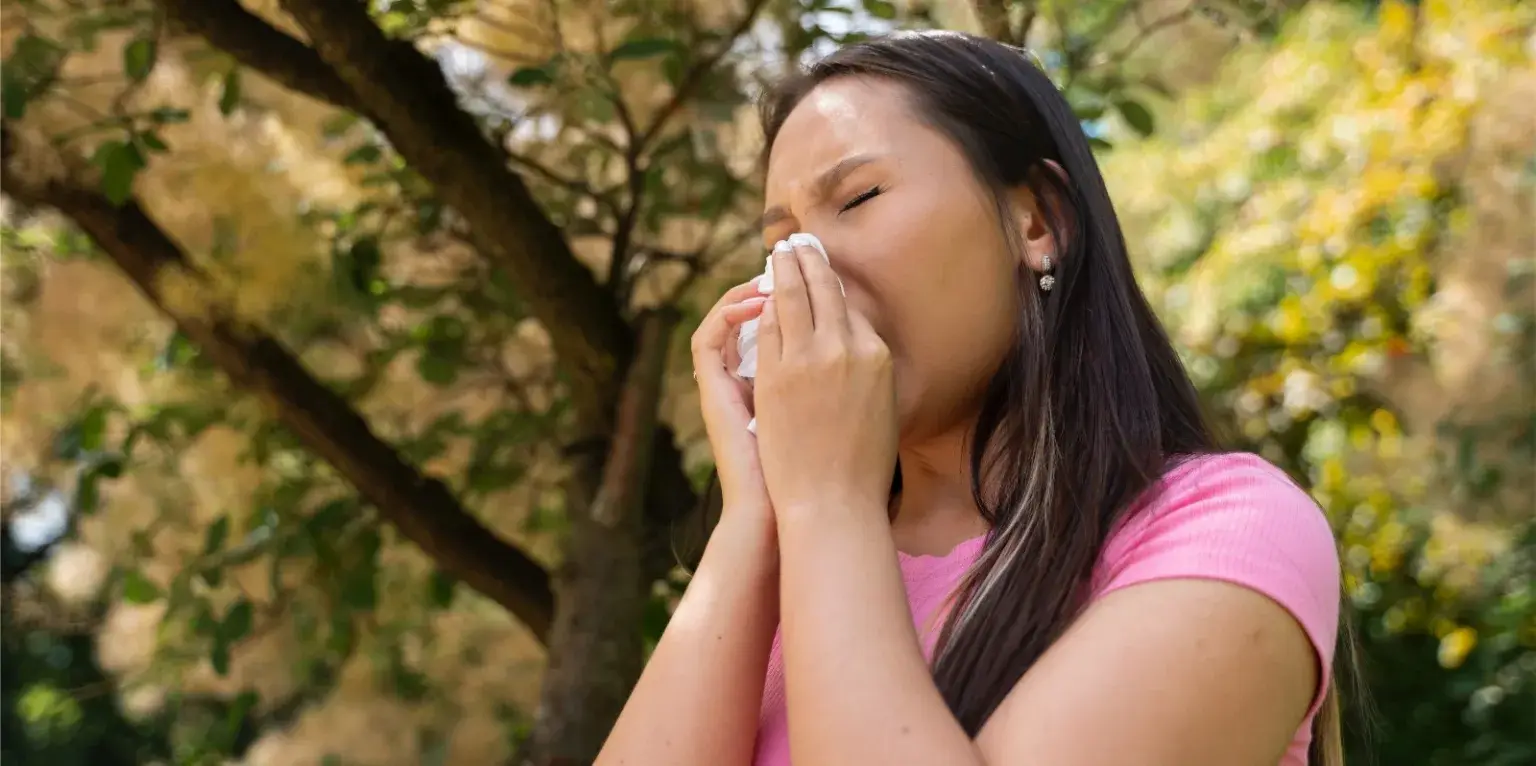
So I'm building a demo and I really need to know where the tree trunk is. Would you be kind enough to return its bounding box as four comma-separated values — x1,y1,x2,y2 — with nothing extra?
519,310,678,765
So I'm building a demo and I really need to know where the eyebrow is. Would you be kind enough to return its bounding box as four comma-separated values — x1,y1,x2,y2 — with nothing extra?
758,153,883,232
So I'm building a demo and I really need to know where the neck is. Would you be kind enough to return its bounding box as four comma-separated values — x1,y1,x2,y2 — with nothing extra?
891,421,991,556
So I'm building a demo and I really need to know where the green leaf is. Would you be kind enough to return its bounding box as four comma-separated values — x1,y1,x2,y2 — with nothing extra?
149,107,190,124
1114,98,1155,137
390,653,430,702
608,38,680,62
211,637,231,675
414,315,467,386
54,423,83,459
1088,136,1113,151
322,113,358,138
79,404,109,451
341,531,380,611
1073,102,1106,121
3,34,67,119
416,351,460,386
345,144,382,165
123,37,157,82
2,82,27,120
219,67,242,116
135,130,168,153
508,66,554,87
204,517,230,555
192,601,219,637
92,140,146,206
76,471,101,515
122,570,161,603
863,0,898,20
342,569,377,611
95,456,125,478
222,690,259,747
345,237,382,294
327,612,355,656
222,599,254,642
428,570,457,608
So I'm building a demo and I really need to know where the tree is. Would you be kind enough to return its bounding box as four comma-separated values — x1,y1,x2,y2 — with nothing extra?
5,1,1528,764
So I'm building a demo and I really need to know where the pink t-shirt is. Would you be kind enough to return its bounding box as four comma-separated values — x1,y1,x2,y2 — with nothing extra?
753,452,1341,766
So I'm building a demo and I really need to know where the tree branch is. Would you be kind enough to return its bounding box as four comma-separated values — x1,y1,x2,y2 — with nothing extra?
1090,1,1200,73
172,0,629,425
153,0,705,580
971,0,1040,47
158,0,366,115
635,0,768,149
0,126,555,643
505,148,620,218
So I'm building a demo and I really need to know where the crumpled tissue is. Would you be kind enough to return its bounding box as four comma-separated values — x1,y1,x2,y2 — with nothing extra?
736,232,842,433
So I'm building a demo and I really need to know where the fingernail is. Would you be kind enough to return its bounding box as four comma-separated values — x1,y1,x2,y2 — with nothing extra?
773,239,793,256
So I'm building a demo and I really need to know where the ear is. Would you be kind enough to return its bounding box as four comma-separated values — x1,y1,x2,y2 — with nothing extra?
1005,160,1069,273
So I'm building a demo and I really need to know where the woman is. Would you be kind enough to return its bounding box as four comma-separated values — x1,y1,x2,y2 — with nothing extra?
598,30,1343,766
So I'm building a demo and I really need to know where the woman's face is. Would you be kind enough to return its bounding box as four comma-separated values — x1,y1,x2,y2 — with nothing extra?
763,76,1037,441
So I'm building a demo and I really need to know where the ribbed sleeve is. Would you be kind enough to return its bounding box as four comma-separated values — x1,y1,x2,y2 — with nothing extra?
1090,453,1342,742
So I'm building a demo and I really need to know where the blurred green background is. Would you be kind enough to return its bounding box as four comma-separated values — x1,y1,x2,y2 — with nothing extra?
1,1,1531,764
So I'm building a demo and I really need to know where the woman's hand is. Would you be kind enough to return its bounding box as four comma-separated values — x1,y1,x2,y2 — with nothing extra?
691,280,774,530
753,240,898,522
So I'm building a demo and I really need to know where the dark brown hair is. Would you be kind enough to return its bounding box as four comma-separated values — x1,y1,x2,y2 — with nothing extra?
760,30,1351,763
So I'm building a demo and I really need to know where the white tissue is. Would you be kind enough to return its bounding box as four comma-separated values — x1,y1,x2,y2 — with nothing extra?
737,232,841,434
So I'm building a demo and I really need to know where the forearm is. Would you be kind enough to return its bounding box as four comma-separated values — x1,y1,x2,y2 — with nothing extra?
777,507,982,766
596,514,779,766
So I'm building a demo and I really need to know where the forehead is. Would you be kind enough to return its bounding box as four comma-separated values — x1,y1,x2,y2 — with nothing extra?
765,77,918,190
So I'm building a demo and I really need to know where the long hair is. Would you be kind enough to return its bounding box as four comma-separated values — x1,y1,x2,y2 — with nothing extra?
760,30,1353,761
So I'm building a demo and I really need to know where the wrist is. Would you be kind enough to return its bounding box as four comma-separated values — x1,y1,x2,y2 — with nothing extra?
703,509,779,575
775,495,890,543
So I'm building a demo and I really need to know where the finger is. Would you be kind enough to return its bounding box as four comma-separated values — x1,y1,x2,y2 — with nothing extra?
757,295,782,372
723,317,744,376
703,300,765,391
797,242,849,337
692,281,765,353
770,241,814,347
693,296,767,384
847,305,885,351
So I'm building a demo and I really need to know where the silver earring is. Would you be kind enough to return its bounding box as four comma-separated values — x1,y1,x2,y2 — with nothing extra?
1039,253,1056,292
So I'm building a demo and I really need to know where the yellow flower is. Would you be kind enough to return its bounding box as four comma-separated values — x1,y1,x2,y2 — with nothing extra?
1438,626,1478,669
1379,1,1419,51
1370,409,1401,436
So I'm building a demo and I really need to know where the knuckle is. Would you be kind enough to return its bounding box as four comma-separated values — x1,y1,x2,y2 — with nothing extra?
822,345,851,367
857,340,889,364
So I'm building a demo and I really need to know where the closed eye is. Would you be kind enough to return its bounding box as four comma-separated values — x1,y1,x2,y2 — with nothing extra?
838,185,884,214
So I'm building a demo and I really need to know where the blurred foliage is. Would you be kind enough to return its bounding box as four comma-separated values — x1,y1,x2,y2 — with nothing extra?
1,0,1532,764
1107,1,1536,762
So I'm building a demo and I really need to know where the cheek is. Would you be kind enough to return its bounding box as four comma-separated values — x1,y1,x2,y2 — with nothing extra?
882,246,1019,418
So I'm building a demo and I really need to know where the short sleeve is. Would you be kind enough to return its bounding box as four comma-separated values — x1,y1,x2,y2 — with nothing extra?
1090,453,1342,716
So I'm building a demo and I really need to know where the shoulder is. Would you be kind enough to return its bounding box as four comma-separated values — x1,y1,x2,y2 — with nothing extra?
976,453,1343,761
1092,452,1341,673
